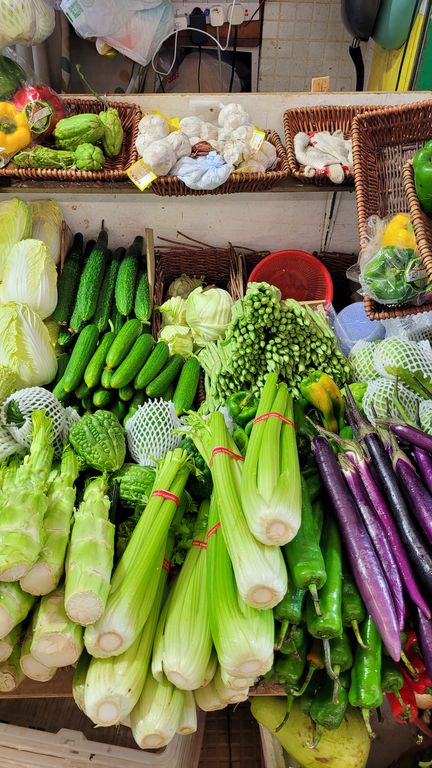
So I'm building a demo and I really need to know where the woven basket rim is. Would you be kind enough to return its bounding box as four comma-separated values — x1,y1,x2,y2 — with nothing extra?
0,96,142,181
150,130,289,196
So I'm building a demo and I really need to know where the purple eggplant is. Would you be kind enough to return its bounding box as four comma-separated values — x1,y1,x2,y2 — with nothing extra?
413,446,432,495
339,456,405,631
393,448,432,546
416,607,432,680
389,422,432,454
345,443,431,619
312,435,401,662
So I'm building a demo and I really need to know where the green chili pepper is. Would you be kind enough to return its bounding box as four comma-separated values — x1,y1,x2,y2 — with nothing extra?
309,671,350,746
381,658,405,706
233,426,248,456
244,419,254,437
349,614,383,738
306,515,343,682
273,582,306,626
329,630,354,703
340,425,354,440
312,499,324,541
284,477,326,615
300,670,324,716
225,390,259,427
273,642,308,687
342,570,368,649
280,624,307,659
413,140,432,217
292,638,324,697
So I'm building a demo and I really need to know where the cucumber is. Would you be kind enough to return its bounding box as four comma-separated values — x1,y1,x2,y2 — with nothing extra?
172,357,201,415
163,383,175,402
62,324,99,393
101,369,114,389
130,390,146,408
111,304,125,335
119,384,134,402
111,399,128,421
52,233,84,326
84,239,96,258
93,388,113,408
82,396,93,411
58,327,74,348
84,331,116,389
52,377,68,402
106,319,143,370
69,227,108,331
110,334,154,389
75,381,92,400
146,355,184,398
134,341,169,390
52,352,70,387
93,247,125,333
134,270,151,324
115,236,142,316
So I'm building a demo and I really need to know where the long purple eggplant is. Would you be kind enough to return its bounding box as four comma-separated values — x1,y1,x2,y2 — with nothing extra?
312,435,401,661
339,456,405,631
345,387,432,604
416,607,432,680
393,448,432,546
413,446,432,495
389,422,432,454
344,443,431,619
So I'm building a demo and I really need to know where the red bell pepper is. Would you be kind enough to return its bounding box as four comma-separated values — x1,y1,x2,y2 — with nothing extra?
13,84,64,137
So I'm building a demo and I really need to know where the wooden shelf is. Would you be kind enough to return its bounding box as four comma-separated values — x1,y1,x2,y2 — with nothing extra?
0,669,285,699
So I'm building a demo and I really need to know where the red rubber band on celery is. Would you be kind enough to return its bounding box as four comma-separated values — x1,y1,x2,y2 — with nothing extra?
162,559,171,572
192,540,208,549
209,447,244,467
253,412,294,427
206,521,222,539
151,489,180,505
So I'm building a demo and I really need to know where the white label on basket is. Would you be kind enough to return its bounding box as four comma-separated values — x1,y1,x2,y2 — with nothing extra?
127,159,157,191
249,129,266,152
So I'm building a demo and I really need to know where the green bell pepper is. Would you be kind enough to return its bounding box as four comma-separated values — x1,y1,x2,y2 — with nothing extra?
225,390,259,427
413,140,432,217
362,245,427,304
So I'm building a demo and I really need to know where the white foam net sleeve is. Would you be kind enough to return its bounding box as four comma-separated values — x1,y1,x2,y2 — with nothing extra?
373,338,432,381
382,313,432,344
126,400,182,467
1,388,67,447
0,423,22,463
420,401,432,435
362,378,420,424
349,341,382,382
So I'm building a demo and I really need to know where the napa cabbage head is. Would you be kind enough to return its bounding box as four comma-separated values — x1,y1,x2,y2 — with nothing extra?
186,286,233,347
30,200,63,265
0,239,58,319
0,302,57,387
158,296,187,327
159,325,194,357
0,197,32,277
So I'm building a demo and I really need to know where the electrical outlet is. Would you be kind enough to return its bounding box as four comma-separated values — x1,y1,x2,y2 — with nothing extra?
171,1,260,24
210,4,225,26
311,76,331,93
227,2,244,24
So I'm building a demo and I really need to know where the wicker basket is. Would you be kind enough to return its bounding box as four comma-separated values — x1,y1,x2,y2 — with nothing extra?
0,97,141,181
314,251,358,311
150,132,288,196
284,105,380,185
403,161,432,284
352,100,432,319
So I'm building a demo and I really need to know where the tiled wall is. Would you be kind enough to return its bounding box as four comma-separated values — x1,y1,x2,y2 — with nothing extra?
259,0,357,92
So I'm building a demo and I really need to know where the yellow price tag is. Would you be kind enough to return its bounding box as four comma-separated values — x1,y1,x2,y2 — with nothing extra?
151,109,180,131
127,159,157,191
249,128,266,153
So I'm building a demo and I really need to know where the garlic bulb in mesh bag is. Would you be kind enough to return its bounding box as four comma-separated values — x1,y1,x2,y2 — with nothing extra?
199,122,220,142
166,131,192,160
140,139,176,176
2,387,66,447
218,104,250,131
136,114,169,153
221,139,252,167
362,378,420,424
126,400,182,467
235,160,266,174
252,141,277,171
179,116,204,138
231,124,254,141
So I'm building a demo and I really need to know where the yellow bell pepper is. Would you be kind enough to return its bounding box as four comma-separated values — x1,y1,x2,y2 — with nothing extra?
381,213,417,250
0,102,31,156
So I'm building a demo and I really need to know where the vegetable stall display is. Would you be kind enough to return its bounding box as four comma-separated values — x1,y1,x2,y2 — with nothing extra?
0,197,430,767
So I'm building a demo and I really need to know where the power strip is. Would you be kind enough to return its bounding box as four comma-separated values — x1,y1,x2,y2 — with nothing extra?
171,1,260,25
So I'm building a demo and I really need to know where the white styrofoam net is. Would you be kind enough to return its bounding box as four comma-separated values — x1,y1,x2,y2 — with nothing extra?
420,401,432,435
126,399,182,467
1,388,67,447
349,340,382,382
362,378,420,424
373,338,432,381
0,423,21,463
382,313,432,344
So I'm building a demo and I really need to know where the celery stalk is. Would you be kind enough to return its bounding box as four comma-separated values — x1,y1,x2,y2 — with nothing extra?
151,581,174,684
130,673,185,750
219,667,255,691
194,673,228,712
0,639,25,692
213,666,250,704
20,447,79,596
162,500,212,690
65,475,114,626
176,691,197,735
0,411,53,581
84,538,172,727
72,649,92,714
200,647,218,688
0,582,34,638
19,613,57,682
30,585,83,668
206,495,274,677
84,449,190,658
0,623,21,663
241,374,302,545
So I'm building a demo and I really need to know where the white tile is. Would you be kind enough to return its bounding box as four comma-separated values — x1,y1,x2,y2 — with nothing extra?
260,38,278,56
260,56,276,76
310,21,327,40
279,3,296,20
291,40,309,59
294,20,311,39
277,21,294,40
276,53,293,74
326,20,350,42
313,4,330,22
274,75,292,90
296,2,313,21
263,2,280,21
307,59,325,77
329,2,343,22
262,19,279,38
288,74,310,91
258,75,276,92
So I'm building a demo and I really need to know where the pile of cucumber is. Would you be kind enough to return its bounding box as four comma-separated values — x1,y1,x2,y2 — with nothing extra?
51,226,201,422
